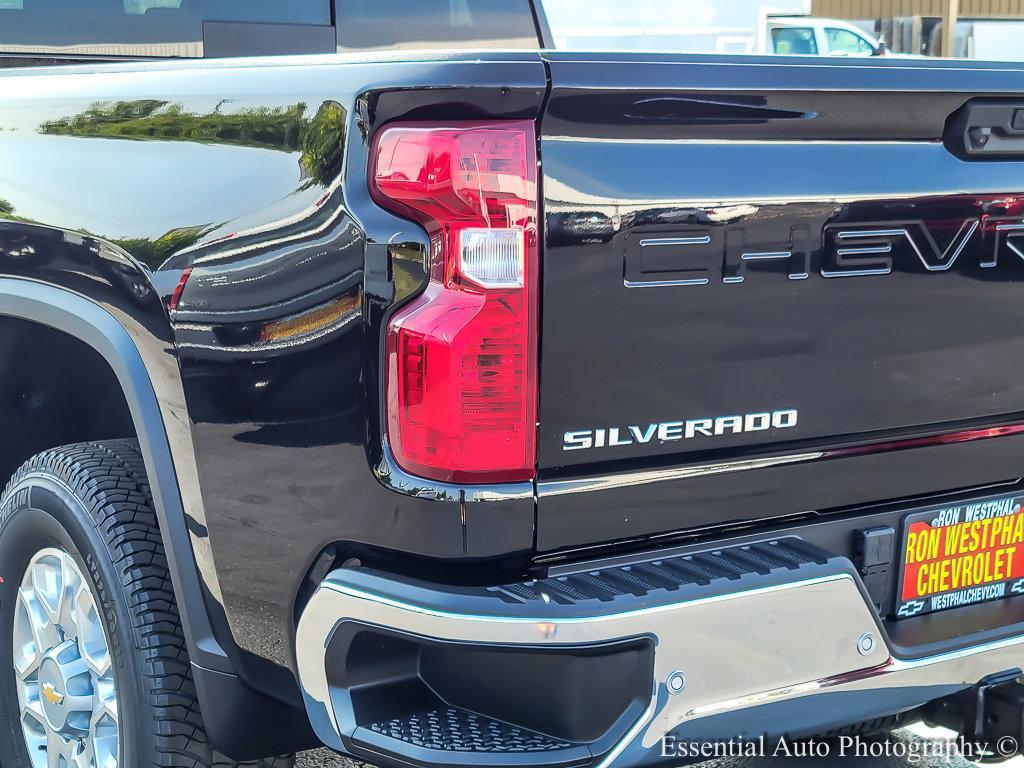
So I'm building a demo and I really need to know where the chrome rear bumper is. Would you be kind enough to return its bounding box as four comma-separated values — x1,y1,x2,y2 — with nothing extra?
295,538,1024,768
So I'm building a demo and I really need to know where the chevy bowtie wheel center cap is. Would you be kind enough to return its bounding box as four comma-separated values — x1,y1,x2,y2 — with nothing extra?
12,548,120,768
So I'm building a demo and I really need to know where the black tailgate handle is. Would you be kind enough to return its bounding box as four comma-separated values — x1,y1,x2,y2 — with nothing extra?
947,100,1024,158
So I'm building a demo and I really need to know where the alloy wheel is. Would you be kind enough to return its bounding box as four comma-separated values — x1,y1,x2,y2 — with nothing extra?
12,547,119,768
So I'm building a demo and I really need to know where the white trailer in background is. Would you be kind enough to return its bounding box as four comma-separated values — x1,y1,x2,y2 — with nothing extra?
964,20,1024,59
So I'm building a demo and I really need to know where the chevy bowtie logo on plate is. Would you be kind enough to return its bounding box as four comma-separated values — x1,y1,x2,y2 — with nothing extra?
42,682,64,705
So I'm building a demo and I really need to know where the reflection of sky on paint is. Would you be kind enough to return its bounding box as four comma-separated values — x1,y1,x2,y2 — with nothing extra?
543,0,810,50
0,135,316,242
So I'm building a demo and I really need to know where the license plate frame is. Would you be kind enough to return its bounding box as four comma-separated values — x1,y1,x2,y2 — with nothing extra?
895,493,1024,619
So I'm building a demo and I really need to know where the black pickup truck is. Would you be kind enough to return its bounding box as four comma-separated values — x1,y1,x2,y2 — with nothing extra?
5,2,1024,768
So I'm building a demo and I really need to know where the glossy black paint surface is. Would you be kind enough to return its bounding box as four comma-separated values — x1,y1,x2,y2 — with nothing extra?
0,0,545,64
537,53,1024,552
6,49,1024,738
0,0,333,60
0,53,544,708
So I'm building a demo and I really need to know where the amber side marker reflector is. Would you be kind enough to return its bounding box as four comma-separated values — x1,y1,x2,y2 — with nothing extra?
258,294,360,345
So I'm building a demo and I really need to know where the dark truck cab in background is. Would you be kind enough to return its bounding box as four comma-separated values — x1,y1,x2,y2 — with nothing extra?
4,2,1024,768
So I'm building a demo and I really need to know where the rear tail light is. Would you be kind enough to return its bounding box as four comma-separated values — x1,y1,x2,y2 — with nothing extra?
370,121,539,484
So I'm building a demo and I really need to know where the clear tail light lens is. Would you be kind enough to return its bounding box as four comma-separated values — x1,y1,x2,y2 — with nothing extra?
370,121,539,484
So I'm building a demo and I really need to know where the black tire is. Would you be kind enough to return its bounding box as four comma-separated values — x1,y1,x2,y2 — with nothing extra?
0,439,294,768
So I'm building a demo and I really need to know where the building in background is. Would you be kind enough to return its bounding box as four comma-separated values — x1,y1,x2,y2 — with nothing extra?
812,0,1024,58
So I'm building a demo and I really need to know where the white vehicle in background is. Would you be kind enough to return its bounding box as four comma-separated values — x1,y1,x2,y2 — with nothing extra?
540,2,891,58
761,16,886,55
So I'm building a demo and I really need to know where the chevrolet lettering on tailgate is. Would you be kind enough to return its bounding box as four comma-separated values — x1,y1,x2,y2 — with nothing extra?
897,495,1024,618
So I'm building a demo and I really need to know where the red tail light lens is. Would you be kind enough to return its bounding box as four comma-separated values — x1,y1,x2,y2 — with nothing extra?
371,121,539,484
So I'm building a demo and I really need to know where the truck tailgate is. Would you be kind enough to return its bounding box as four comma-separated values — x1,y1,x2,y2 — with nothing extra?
536,53,1024,553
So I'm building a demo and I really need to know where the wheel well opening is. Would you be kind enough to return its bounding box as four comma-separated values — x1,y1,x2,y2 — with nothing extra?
0,316,136,483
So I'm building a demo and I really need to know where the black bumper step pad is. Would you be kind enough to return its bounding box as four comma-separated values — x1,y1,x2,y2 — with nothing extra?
368,708,574,753
490,537,830,606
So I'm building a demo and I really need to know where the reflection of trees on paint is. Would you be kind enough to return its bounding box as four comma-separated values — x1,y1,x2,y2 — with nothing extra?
110,225,210,269
12,100,349,268
0,190,207,269
39,99,347,188
299,101,345,188
40,100,305,150
0,198,33,224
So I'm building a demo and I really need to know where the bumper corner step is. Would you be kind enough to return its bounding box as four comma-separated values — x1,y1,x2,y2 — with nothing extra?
352,707,593,767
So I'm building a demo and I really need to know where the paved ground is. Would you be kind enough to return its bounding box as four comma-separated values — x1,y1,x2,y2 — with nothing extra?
294,724,1024,767
296,750,366,768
